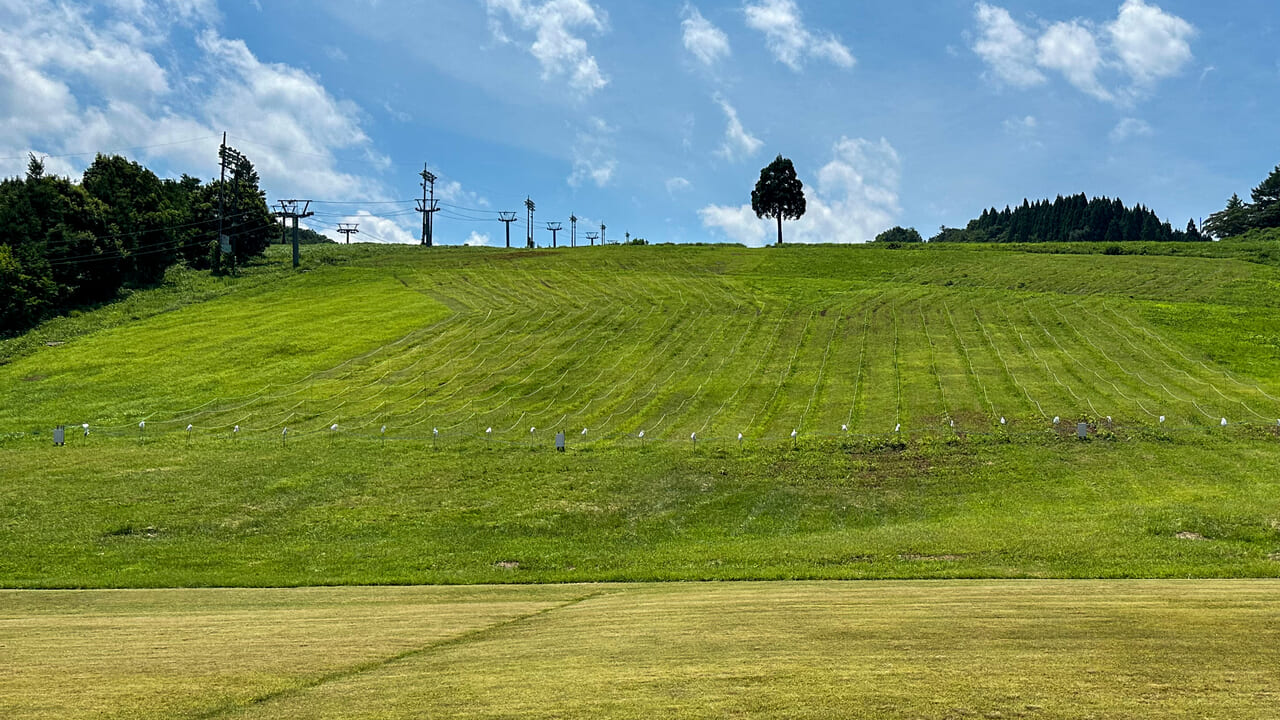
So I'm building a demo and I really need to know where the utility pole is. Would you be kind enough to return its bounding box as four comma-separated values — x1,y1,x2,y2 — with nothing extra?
416,165,440,246
546,222,562,248
586,232,599,246
601,222,607,246
337,223,360,244
276,199,313,269
570,214,578,247
216,133,245,274
525,197,536,248
498,212,519,249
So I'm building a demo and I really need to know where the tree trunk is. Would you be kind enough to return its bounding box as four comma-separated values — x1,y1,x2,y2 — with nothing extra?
776,214,783,246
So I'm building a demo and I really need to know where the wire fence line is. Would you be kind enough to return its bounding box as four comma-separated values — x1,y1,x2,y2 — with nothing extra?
10,417,1280,454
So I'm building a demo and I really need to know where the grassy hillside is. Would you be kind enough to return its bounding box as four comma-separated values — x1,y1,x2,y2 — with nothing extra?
1,243,1279,586
4,243,1280,441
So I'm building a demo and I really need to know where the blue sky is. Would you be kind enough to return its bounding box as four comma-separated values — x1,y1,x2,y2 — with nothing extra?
1,0,1277,245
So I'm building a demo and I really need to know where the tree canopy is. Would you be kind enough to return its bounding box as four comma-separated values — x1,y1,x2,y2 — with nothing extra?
751,155,806,246
0,152,274,336
874,226,924,244
1205,164,1280,239
934,194,1199,244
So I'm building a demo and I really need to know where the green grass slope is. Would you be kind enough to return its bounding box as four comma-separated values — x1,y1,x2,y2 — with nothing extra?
5,243,1280,439
1,243,1279,586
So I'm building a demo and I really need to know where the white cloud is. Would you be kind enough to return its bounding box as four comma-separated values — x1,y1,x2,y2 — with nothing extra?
1003,115,1037,133
701,136,901,246
713,94,763,161
666,176,692,195
0,0,388,205
743,0,854,71
568,116,617,188
1108,0,1195,86
1109,117,1153,142
972,3,1046,88
1037,21,1110,100
971,1,1195,102
484,0,609,96
682,5,731,66
465,231,494,247
699,204,768,245
330,211,417,245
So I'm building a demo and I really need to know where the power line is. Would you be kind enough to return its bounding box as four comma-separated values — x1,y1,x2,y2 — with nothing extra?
1,135,221,162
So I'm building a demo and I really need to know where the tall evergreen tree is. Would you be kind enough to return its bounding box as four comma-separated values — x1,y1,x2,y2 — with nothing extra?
751,155,806,246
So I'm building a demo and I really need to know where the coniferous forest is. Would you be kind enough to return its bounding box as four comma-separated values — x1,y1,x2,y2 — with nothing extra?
932,194,1204,244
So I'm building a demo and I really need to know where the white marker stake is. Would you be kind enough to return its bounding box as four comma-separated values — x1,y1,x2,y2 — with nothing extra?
841,424,848,432
738,432,744,450
791,429,798,449
139,421,145,444
382,425,388,448
82,423,89,438
1159,416,1166,424
1053,416,1060,425
433,427,439,449
233,425,240,435
486,427,493,446
186,424,193,444
894,424,901,433
1000,417,1006,426
530,427,536,449
582,428,588,436
638,430,645,447
691,432,697,447
1221,418,1228,428
282,427,289,446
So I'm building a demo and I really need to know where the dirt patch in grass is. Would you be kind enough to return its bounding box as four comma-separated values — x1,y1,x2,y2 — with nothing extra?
1177,532,1208,541
494,561,520,570
899,554,966,562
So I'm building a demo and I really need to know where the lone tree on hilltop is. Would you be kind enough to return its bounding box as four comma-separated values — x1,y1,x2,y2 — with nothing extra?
752,154,806,245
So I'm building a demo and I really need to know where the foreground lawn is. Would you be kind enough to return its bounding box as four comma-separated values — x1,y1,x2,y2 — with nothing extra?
2,581,1277,719
1,435,1278,587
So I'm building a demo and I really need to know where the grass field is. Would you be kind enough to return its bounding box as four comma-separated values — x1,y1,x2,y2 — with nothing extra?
5,243,1280,442
2,243,1280,586
3,581,1278,719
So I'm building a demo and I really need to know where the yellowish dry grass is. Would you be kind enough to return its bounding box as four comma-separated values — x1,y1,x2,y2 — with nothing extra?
3,581,1278,719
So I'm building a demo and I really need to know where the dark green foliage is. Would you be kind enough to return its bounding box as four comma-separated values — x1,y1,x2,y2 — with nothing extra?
751,155,806,245
1250,164,1280,229
1205,194,1251,239
0,152,275,336
938,194,1196,244
1205,164,1280,239
874,226,924,244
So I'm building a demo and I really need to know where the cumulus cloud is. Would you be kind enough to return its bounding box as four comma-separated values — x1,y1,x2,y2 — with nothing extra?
1109,117,1153,142
465,231,494,247
701,136,901,246
568,116,617,188
484,0,609,96
682,5,731,66
713,94,763,161
1108,0,1195,86
329,211,417,245
971,1,1195,102
1037,21,1110,100
0,0,387,205
972,2,1045,88
743,0,854,71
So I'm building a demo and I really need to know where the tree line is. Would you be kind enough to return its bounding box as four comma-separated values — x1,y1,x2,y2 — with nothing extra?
0,153,275,336
920,194,1204,245
1203,164,1280,239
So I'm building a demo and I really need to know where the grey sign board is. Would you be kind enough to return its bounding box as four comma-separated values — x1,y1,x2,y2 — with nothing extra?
53,426,65,446
555,432,566,452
